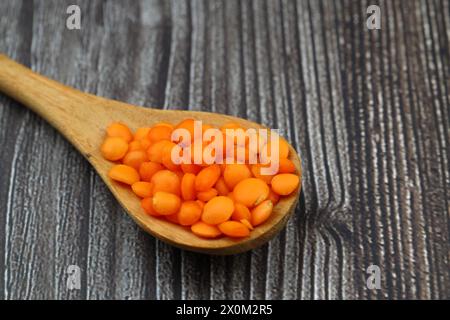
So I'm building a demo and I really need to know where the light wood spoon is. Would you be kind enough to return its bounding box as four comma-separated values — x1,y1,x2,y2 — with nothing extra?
0,54,302,255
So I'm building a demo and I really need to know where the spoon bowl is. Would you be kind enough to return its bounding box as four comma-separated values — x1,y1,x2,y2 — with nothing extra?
0,54,301,254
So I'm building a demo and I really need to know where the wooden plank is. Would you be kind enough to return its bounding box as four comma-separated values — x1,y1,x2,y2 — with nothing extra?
0,0,448,300
0,0,34,300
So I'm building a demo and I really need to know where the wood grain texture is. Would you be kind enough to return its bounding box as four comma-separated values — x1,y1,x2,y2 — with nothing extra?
0,0,448,299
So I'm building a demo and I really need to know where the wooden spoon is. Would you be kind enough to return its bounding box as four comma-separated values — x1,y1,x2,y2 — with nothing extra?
0,54,302,255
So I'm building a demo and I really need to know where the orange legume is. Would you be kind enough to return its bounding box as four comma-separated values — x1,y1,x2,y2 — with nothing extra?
181,173,196,201
202,196,234,225
147,140,172,163
251,200,273,226
161,142,180,171
131,181,153,198
134,127,151,141
223,164,252,189
271,173,300,196
218,221,250,238
197,188,218,202
264,137,289,160
214,177,230,196
148,124,173,143
141,197,160,216
278,158,296,174
122,150,148,170
231,203,251,221
128,140,144,152
106,122,133,142
151,170,181,196
108,164,140,185
233,178,270,207
139,161,163,182
250,163,275,184
195,164,221,192
101,137,129,161
174,118,196,145
152,191,181,215
178,201,203,226
278,138,290,159
191,222,222,238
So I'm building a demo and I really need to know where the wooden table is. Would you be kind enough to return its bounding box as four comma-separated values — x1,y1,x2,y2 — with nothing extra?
0,0,448,300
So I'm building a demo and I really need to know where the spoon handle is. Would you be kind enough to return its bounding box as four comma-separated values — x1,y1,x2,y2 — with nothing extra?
0,54,117,155
0,54,86,124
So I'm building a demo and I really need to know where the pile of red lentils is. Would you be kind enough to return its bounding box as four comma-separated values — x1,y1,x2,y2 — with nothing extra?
100,120,300,239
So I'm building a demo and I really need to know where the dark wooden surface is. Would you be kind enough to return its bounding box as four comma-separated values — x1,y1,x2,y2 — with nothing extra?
0,0,448,300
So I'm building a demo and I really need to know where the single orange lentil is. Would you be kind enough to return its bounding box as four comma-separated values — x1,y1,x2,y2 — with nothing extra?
202,196,234,225
218,221,250,238
214,177,230,196
191,222,222,238
197,188,218,202
151,170,181,196
251,200,273,226
231,202,251,221
181,173,196,201
233,178,270,207
134,127,151,141
131,181,153,198
122,150,148,170
240,219,254,230
147,140,173,163
178,201,203,226
250,163,275,184
278,158,296,173
128,140,144,152
141,197,160,216
223,164,252,189
278,137,290,158
108,164,140,185
139,161,163,182
264,137,290,159
161,142,180,171
148,124,173,143
101,137,129,161
175,119,197,142
152,191,181,215
106,122,133,142
195,164,221,192
271,173,300,196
